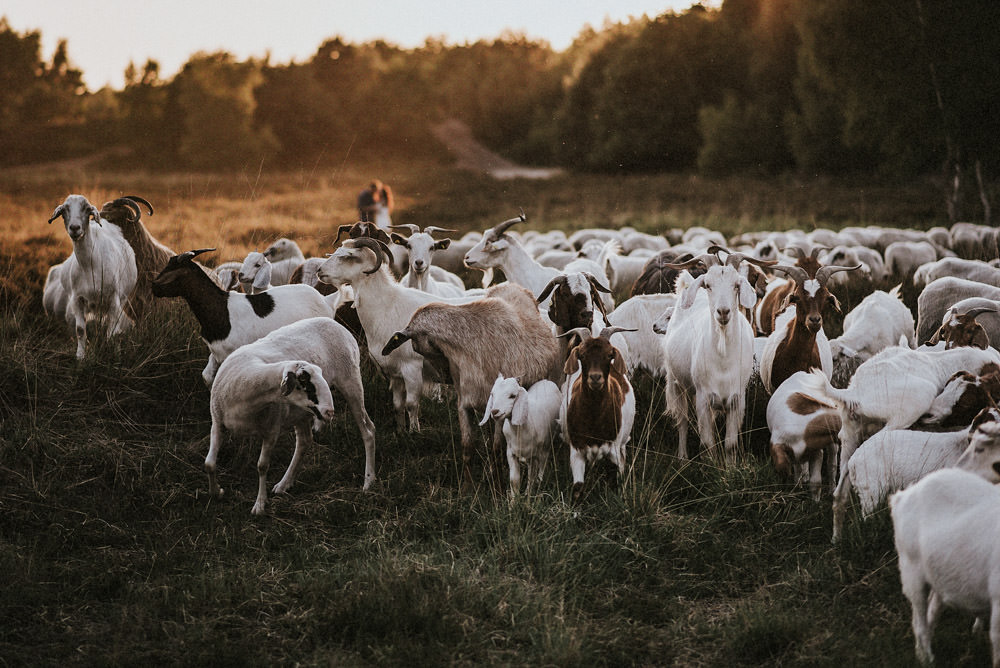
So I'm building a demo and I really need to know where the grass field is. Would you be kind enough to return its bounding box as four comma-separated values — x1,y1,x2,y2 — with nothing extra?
0,155,990,666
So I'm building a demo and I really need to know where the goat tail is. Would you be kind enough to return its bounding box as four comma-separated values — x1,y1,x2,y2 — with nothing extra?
382,330,412,356
799,367,853,411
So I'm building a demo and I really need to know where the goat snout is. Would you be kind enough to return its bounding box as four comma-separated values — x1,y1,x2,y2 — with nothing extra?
587,371,606,390
716,307,731,325
807,315,823,332
491,408,502,419
68,224,83,239
413,260,427,272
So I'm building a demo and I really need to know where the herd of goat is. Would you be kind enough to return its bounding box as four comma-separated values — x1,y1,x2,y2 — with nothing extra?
40,192,1000,663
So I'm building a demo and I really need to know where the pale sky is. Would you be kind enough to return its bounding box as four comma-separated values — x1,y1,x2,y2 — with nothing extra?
3,1,712,90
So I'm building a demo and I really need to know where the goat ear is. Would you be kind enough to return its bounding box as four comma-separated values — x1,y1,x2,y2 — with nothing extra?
827,293,842,313
280,370,297,396
434,239,451,251
679,274,706,309
738,276,757,310
973,327,990,350
479,394,494,426
253,262,272,291
389,233,409,248
928,325,945,345
47,205,65,224
563,347,580,375
611,349,627,377
89,205,103,226
511,387,529,426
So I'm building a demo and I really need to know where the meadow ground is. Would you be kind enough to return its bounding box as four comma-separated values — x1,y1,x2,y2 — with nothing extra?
0,155,990,665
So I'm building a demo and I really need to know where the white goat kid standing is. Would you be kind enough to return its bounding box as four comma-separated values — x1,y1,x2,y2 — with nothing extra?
389,224,467,297
480,375,562,495
661,254,759,462
48,194,138,359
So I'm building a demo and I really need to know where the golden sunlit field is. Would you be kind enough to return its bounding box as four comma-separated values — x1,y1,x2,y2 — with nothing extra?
1,155,988,666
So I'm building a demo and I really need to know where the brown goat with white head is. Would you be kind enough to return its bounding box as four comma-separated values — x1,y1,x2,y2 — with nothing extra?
928,304,997,351
758,249,860,394
560,326,636,502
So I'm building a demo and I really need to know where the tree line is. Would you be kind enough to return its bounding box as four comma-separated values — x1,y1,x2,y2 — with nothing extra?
1,0,996,221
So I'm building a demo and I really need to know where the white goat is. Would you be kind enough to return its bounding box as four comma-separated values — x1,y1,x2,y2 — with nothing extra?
885,240,938,280
662,256,758,461
389,224,467,297
890,425,1000,666
261,237,306,285
480,375,561,495
238,251,273,294
207,317,377,514
607,293,677,377
833,409,999,543
800,345,1000,486
829,286,915,386
47,194,138,359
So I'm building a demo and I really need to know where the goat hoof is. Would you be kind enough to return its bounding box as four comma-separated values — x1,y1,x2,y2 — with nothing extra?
572,482,584,504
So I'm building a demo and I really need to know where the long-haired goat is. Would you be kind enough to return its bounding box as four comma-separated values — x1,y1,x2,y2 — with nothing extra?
382,283,562,491
99,195,169,318
48,194,138,359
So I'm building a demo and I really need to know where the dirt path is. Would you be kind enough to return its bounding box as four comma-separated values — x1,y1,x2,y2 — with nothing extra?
431,119,563,180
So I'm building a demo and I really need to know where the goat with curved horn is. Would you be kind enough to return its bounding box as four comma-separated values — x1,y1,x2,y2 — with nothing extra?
492,208,527,236
351,237,392,275
815,264,863,285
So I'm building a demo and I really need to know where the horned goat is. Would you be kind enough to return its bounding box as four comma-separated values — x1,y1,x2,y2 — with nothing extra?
917,278,1000,347
206,317,377,514
560,327,636,502
151,248,338,386
98,195,169,318
757,256,858,393
47,194,138,359
316,237,479,432
917,363,1000,429
389,224,468,297
381,282,562,491
661,253,760,461
479,375,561,495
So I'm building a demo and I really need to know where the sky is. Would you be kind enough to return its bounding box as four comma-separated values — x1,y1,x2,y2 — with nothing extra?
3,1,712,90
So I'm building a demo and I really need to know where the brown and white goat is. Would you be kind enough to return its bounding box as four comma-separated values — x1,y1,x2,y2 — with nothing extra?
758,257,860,393
560,326,636,502
766,370,841,500
99,195,171,318
918,362,1000,429
928,305,996,350
756,246,824,336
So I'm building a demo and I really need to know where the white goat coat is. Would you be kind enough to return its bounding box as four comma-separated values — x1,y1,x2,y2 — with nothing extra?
891,468,1000,666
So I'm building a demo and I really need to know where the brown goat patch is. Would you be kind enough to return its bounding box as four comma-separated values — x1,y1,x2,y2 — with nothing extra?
786,392,829,416
802,412,841,453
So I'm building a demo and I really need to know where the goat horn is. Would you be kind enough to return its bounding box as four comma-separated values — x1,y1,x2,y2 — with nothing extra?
771,264,809,284
177,248,216,263
663,253,714,271
492,208,527,236
558,327,592,342
537,275,568,303
962,306,1000,320
122,195,154,216
388,223,420,235
423,226,457,236
782,245,808,262
351,237,391,274
815,264,862,285
599,326,637,340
